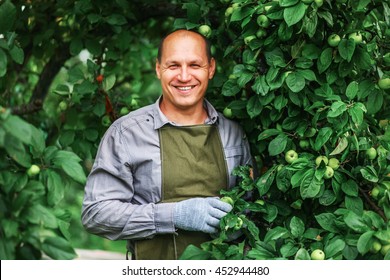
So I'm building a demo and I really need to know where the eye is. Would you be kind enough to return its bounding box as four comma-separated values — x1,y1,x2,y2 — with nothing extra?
168,64,179,69
190,64,200,68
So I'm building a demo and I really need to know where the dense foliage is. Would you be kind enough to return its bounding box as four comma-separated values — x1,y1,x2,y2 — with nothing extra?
1,0,389,260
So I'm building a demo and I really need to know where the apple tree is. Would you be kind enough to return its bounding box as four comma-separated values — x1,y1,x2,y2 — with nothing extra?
0,0,182,259
1,0,390,260
179,0,390,260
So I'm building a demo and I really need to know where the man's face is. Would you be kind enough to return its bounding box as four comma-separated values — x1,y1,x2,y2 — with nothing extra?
156,31,215,114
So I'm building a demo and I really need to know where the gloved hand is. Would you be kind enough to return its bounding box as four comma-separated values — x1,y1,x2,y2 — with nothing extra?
173,197,232,234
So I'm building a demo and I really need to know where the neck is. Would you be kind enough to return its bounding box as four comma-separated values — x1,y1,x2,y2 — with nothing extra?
159,101,208,126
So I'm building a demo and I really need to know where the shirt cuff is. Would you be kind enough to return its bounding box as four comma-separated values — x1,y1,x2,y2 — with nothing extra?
154,202,176,234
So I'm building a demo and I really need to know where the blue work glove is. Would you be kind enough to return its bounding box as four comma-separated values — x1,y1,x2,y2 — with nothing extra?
173,197,232,234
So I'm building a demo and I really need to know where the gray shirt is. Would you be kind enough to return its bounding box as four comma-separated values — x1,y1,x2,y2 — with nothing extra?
81,98,253,241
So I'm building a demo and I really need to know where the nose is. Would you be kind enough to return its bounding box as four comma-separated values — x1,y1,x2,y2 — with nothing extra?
177,66,191,82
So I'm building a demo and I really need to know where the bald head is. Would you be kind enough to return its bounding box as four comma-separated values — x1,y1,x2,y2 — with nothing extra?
157,29,212,63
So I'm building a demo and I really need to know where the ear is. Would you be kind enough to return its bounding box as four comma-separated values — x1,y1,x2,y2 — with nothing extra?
155,59,161,79
208,58,216,79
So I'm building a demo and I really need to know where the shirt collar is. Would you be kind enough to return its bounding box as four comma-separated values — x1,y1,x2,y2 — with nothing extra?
152,96,219,129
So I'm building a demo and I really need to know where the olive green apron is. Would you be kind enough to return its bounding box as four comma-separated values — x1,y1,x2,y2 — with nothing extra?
134,124,228,260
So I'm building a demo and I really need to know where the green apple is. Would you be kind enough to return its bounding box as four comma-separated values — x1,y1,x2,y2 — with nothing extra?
221,196,234,206
366,147,377,160
27,164,41,177
370,187,382,200
285,150,298,164
223,107,233,118
381,244,390,256
225,7,233,17
119,107,130,116
370,240,382,254
101,115,112,127
299,139,310,149
198,24,212,38
304,127,317,138
256,28,267,38
58,101,68,111
378,78,390,90
315,155,328,166
323,166,334,179
244,35,256,45
314,0,323,7
234,217,243,230
311,249,325,260
257,15,270,28
327,34,341,47
348,32,363,44
328,158,340,170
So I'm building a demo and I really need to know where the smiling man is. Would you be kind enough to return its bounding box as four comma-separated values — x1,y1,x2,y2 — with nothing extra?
81,29,254,260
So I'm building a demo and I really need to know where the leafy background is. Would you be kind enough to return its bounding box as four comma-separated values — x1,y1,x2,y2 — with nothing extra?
1,0,390,259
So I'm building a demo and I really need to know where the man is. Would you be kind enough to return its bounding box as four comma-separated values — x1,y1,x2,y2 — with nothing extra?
81,29,253,260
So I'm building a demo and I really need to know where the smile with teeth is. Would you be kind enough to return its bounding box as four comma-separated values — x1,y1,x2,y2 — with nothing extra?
175,85,195,91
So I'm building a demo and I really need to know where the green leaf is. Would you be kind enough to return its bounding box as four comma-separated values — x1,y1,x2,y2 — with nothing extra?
69,37,83,56
26,204,58,229
231,6,253,22
290,216,305,238
46,169,65,206
52,150,86,184
103,74,116,91
180,244,211,260
345,196,363,216
324,239,345,259
246,95,262,118
344,210,370,233
268,133,288,156
106,14,127,25
0,48,7,77
338,39,356,62
42,236,77,260
294,248,310,260
300,169,322,199
346,81,359,100
0,0,16,34
4,134,31,167
264,226,290,243
365,90,383,115
279,0,299,7
9,45,24,64
357,231,375,255
341,180,359,197
317,48,333,74
283,2,307,27
329,137,348,156
2,115,32,145
0,238,15,260
314,127,333,151
222,79,240,96
256,166,276,195
53,84,70,96
315,213,339,233
286,72,305,92
252,75,270,96
280,242,299,258
360,166,378,183
348,103,366,128
258,129,282,140
327,101,347,118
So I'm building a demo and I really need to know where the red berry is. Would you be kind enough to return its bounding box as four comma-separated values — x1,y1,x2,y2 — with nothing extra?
96,75,104,83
